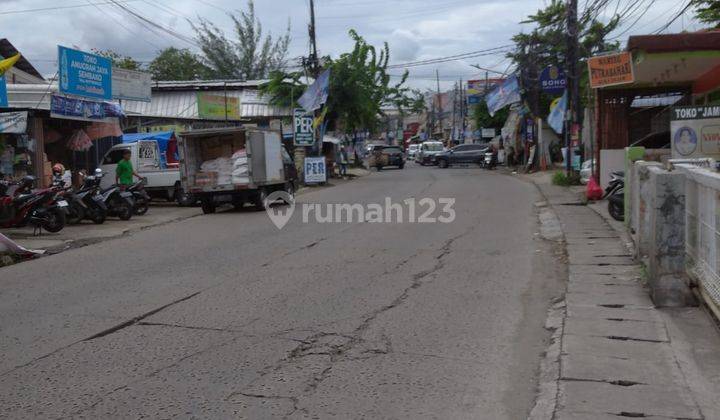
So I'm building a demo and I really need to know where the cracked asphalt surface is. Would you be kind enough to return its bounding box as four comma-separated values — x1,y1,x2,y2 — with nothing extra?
0,165,564,419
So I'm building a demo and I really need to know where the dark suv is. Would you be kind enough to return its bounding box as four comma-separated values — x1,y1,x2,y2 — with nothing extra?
435,144,490,168
370,146,405,170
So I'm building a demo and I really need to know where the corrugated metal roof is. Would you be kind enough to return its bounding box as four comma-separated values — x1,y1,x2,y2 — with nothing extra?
151,79,271,90
6,84,290,119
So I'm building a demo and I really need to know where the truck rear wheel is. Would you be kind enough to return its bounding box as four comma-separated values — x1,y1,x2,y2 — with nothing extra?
254,189,268,210
201,199,216,214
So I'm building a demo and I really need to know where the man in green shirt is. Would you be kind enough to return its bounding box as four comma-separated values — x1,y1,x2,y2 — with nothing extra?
116,149,141,188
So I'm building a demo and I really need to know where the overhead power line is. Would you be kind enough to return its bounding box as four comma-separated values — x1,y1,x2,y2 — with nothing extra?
387,45,514,69
0,0,140,15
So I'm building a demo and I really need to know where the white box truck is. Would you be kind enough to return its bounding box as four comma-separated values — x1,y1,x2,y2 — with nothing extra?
178,127,298,214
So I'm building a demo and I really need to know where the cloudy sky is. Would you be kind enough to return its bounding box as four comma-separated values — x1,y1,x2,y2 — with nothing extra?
1,0,702,90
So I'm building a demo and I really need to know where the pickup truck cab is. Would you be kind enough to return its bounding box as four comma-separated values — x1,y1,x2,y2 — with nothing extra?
99,132,193,205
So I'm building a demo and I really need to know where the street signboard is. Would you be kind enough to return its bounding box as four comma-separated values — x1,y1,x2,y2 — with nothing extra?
304,157,326,184
293,108,315,146
671,105,720,159
481,128,496,138
539,65,566,95
588,52,634,89
112,68,152,102
196,92,240,120
0,111,27,133
0,76,7,107
58,46,112,100
50,94,124,123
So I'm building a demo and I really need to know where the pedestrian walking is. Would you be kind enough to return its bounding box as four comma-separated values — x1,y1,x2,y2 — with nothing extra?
338,146,349,177
116,150,141,189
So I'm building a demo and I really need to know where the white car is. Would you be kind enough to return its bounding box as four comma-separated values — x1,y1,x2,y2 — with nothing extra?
407,144,419,160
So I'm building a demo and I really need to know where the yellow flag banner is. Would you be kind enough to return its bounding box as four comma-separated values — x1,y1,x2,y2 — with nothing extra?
313,106,328,129
0,54,21,75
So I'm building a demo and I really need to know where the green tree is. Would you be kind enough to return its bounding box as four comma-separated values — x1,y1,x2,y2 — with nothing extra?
148,47,210,81
508,0,620,117
472,100,509,130
191,0,291,79
327,30,423,133
259,70,306,108
92,49,141,70
693,0,720,28
261,30,422,134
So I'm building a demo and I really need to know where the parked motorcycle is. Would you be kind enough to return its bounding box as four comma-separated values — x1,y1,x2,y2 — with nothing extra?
69,170,108,224
95,171,134,221
603,170,624,221
0,176,68,233
127,178,150,215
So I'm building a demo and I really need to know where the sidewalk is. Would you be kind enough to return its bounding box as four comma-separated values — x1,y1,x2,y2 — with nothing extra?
2,169,372,260
2,203,200,255
524,171,720,420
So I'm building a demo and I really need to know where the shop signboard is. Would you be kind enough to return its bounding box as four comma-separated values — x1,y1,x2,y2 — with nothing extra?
671,105,720,159
58,46,112,100
467,80,483,104
50,95,124,123
293,108,315,146
588,52,634,89
304,156,326,184
196,92,240,120
0,75,7,107
539,65,566,95
112,68,152,102
0,111,28,133
481,128,496,138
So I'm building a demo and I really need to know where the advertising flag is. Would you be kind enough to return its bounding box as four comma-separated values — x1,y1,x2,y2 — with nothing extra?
298,69,330,112
485,73,521,116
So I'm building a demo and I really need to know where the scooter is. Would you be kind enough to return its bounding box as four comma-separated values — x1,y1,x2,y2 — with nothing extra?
603,170,624,221
95,172,134,221
71,169,108,224
51,175,86,225
127,178,150,215
0,176,68,233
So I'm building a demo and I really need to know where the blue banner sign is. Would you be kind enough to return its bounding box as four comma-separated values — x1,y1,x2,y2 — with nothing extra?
50,94,124,122
540,65,566,95
485,73,521,117
58,46,112,100
0,76,7,107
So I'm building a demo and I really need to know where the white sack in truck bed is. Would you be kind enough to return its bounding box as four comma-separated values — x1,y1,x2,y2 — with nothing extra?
232,149,249,184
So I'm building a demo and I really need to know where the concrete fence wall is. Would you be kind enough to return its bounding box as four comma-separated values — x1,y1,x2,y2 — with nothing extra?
676,165,720,316
630,161,720,312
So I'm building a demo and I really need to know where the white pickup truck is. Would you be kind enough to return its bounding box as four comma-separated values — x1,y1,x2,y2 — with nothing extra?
99,132,194,205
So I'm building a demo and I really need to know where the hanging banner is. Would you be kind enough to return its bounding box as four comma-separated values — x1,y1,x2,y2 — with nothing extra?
293,108,315,146
588,52,634,89
539,65,566,95
671,105,720,159
112,68,152,102
547,90,567,134
485,73,521,117
298,69,330,112
50,95,124,123
58,46,112,100
0,75,7,107
196,92,240,120
0,111,28,133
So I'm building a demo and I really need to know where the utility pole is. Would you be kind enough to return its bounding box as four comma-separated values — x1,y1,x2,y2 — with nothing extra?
565,0,580,175
436,69,443,142
308,0,320,78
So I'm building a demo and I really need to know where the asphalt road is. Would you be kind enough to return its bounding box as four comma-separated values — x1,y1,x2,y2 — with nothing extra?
0,164,564,419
